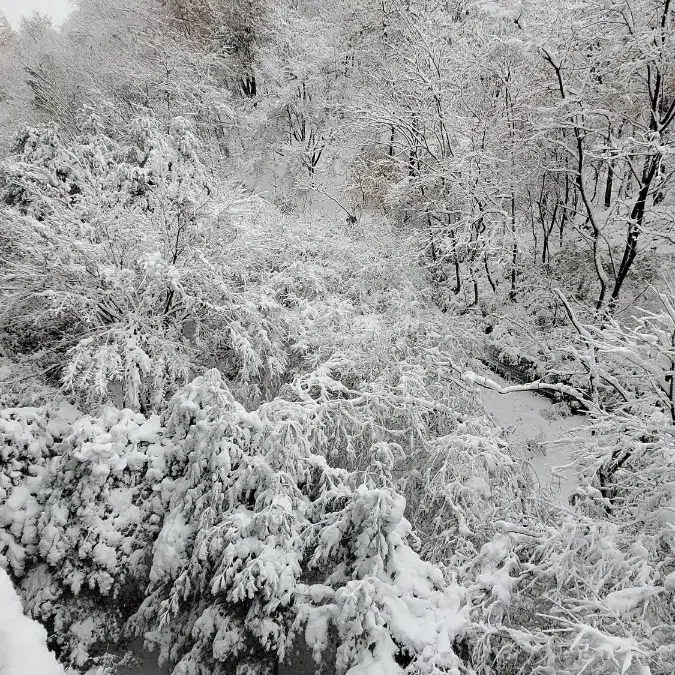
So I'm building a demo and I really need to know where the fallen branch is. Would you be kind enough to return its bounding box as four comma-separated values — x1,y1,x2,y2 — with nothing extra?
450,361,596,412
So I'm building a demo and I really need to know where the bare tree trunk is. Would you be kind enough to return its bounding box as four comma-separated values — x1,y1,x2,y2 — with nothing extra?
609,153,660,309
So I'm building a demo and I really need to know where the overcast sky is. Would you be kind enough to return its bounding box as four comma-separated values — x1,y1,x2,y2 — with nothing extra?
0,0,73,28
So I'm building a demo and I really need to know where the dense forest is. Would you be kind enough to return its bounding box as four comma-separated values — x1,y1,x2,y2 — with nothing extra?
0,1,674,674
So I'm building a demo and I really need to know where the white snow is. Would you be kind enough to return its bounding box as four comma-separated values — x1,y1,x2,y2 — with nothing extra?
478,369,587,501
46,401,82,438
345,638,403,675
129,415,163,444
0,567,65,675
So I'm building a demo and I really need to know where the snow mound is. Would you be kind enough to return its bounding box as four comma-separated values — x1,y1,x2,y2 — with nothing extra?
0,567,65,675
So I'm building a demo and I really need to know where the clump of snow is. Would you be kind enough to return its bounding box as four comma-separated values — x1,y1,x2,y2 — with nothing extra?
0,567,65,675
149,511,192,584
605,586,660,613
129,415,163,444
46,402,82,438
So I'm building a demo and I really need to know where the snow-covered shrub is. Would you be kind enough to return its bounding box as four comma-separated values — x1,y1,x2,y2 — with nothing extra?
1,400,172,669
410,416,533,562
0,359,489,674
252,216,479,477
0,401,79,575
460,499,675,675
0,113,510,674
589,291,675,419
33,407,167,595
129,369,473,675
0,356,60,408
561,387,675,675
451,294,675,674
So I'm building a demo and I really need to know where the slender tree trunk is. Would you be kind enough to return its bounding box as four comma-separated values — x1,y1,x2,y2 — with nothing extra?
509,192,518,302
484,253,496,293
528,191,538,265
447,215,462,294
470,271,479,306
609,154,660,308
604,161,614,208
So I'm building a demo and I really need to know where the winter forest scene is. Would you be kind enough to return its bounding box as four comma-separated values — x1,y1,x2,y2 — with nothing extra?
0,0,674,673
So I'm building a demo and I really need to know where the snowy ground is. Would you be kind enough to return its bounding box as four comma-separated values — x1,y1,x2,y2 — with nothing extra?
478,369,588,502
